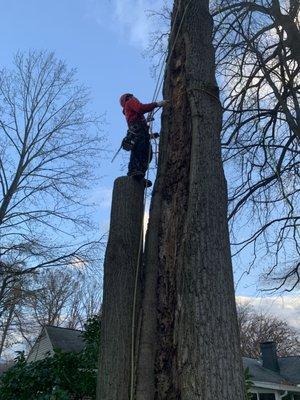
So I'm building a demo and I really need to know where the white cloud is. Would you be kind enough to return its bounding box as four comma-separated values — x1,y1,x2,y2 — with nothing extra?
89,0,167,49
114,0,165,48
237,295,300,330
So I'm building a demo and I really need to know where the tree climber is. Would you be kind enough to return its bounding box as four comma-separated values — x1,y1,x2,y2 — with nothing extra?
120,93,168,181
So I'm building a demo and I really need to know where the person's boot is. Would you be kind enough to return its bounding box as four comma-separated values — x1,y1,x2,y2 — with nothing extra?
143,178,152,188
129,170,144,179
128,171,152,188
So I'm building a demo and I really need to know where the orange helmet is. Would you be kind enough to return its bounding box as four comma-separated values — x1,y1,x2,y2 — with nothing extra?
120,93,133,107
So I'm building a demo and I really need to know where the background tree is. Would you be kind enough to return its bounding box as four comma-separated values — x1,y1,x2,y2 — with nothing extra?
0,262,31,358
0,268,102,358
212,0,300,290
0,50,103,273
145,1,300,292
0,50,104,359
237,302,300,358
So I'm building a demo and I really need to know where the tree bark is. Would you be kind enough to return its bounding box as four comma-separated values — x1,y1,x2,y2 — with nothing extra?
0,302,15,358
272,1,300,65
136,1,245,399
96,177,145,400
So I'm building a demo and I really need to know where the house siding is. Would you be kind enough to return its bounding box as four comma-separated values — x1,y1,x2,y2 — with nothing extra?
27,330,53,362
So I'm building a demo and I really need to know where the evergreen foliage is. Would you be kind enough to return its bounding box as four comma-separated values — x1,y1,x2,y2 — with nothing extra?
0,316,101,400
244,367,253,400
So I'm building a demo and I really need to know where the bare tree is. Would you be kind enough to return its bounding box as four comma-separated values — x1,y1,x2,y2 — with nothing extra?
66,280,102,329
0,50,104,357
211,1,300,290
145,1,300,292
144,1,172,75
26,270,80,325
237,302,300,358
0,247,102,358
0,262,30,358
2,268,102,354
0,50,103,274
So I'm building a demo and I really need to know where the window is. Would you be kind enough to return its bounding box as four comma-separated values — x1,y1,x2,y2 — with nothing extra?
250,394,258,400
259,394,276,400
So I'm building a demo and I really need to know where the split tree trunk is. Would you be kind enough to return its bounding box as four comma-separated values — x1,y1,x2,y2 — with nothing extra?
136,1,245,399
96,177,144,400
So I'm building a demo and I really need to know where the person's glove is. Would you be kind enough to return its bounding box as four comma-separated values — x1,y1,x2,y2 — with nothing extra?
156,100,169,107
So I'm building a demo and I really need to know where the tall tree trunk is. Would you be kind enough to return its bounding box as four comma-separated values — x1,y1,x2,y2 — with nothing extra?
136,1,245,399
0,302,15,358
97,177,145,400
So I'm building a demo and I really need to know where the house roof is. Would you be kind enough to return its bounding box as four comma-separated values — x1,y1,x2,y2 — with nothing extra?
243,356,300,387
243,357,288,385
278,356,300,385
45,325,85,353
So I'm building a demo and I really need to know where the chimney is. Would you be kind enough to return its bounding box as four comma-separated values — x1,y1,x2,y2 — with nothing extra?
260,342,280,372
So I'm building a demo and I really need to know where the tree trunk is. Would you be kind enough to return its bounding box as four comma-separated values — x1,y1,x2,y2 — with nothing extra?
272,2,300,65
96,177,145,400
136,1,245,399
0,302,15,358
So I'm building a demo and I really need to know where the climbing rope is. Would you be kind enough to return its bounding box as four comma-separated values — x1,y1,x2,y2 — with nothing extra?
129,1,192,399
129,138,152,400
148,0,193,123
153,138,159,167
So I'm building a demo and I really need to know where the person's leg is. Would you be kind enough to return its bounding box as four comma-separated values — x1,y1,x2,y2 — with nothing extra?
127,124,152,177
139,137,152,175
127,148,138,176
127,136,144,176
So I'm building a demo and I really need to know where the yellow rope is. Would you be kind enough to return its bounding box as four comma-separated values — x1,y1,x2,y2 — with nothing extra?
129,138,152,400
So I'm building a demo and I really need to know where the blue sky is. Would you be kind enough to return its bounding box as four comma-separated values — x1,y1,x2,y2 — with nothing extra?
1,0,299,325
0,0,161,226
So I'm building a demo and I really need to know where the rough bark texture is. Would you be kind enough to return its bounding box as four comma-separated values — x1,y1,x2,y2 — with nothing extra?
136,1,245,399
96,177,144,400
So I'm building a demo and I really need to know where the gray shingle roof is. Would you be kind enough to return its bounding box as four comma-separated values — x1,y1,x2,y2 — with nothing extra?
278,357,300,384
45,326,85,353
243,357,289,384
243,356,300,386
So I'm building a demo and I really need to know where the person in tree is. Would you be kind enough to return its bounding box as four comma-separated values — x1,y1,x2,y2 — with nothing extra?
120,93,168,180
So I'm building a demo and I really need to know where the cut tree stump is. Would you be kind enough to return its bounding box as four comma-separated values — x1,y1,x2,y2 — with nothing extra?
97,176,145,400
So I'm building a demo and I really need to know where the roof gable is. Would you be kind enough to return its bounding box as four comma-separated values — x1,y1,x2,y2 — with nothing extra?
45,326,85,353
27,328,53,362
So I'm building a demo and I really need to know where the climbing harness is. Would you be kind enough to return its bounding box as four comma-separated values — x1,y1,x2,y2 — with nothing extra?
129,1,193,400
111,131,138,163
122,130,138,151
111,123,157,163
111,130,137,163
